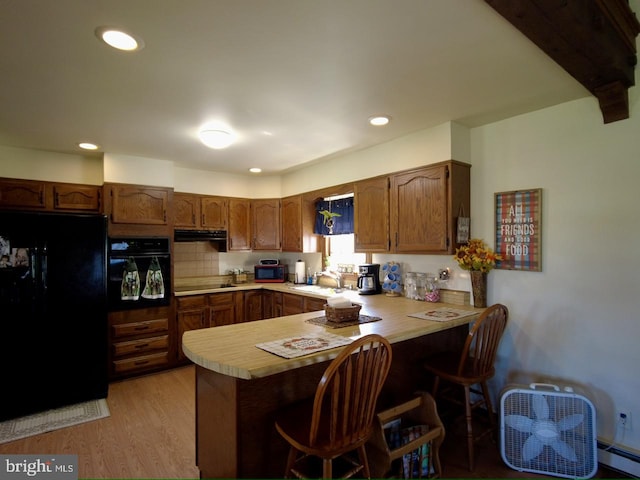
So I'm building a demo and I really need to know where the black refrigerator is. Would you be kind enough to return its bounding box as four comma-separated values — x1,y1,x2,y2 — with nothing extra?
0,211,108,421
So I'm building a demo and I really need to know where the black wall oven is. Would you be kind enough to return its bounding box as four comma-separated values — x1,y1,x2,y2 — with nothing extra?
107,237,171,311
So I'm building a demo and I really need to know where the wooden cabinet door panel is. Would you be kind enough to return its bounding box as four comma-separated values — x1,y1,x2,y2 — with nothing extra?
281,195,302,252
174,193,199,228
110,186,169,225
354,176,389,252
53,184,101,211
391,165,447,253
0,178,46,209
304,296,326,313
243,290,263,322
282,292,304,316
228,198,251,251
252,199,280,251
201,196,227,229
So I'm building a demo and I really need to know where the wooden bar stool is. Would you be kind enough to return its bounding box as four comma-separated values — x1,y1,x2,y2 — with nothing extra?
274,334,393,479
421,303,509,471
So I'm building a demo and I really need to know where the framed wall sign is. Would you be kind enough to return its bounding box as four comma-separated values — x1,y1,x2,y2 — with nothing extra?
494,188,542,271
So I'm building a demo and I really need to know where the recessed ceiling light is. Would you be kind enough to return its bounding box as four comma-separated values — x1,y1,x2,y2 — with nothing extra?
78,142,99,150
95,26,144,51
199,129,235,149
368,115,391,126
249,167,262,173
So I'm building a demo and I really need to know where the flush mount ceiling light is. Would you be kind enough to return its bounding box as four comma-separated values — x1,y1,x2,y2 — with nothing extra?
249,167,262,173
95,26,144,51
198,129,235,149
368,115,391,126
78,142,99,150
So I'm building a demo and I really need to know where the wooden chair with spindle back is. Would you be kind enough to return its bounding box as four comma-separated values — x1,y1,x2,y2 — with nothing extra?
274,333,393,479
421,303,509,471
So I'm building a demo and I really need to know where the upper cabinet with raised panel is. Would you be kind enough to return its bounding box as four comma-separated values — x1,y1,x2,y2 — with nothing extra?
202,196,227,229
174,193,200,228
251,198,280,251
174,193,227,230
52,183,101,212
104,182,173,236
228,197,251,251
354,176,389,252
281,194,321,253
389,160,470,254
0,178,102,213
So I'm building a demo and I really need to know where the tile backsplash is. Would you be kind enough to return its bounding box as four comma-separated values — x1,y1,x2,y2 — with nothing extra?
174,242,220,278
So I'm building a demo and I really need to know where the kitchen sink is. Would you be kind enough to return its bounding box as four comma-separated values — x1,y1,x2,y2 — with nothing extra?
289,285,339,296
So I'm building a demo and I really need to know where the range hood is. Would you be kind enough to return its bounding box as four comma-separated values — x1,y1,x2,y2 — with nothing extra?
174,229,227,250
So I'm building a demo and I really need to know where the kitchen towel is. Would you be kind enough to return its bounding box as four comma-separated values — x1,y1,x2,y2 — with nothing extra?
408,307,477,322
256,333,353,359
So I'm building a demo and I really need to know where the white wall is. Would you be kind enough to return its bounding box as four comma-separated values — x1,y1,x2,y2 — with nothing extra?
469,89,640,452
0,145,103,185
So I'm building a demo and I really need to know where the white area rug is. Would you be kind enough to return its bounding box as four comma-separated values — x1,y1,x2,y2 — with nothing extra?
0,398,110,444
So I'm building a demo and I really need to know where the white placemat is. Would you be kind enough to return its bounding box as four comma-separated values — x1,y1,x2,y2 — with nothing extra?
408,307,477,322
256,333,353,359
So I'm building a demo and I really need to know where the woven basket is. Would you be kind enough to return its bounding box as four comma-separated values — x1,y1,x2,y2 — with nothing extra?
324,303,361,323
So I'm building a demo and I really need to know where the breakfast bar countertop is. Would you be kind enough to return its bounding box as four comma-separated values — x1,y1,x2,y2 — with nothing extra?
182,288,483,380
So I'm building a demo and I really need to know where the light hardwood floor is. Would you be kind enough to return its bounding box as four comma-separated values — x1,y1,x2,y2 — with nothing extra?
0,365,200,479
0,365,628,479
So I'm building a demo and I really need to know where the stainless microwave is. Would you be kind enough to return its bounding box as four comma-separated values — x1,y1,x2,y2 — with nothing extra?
254,264,288,283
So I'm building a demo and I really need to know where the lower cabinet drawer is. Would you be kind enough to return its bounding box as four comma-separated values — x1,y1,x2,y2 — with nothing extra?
112,352,170,374
112,318,168,338
112,335,169,357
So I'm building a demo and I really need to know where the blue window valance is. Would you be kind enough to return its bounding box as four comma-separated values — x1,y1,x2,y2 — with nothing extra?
314,197,354,235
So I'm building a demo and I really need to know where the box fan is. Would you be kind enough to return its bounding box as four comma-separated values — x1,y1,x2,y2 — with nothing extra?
500,383,597,479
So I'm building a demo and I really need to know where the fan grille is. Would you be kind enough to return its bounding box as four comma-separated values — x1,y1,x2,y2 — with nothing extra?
500,386,597,479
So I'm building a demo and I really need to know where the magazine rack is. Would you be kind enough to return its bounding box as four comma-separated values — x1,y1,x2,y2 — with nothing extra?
366,393,445,478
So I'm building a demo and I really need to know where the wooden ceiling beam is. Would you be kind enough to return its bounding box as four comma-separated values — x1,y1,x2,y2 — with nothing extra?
485,0,640,123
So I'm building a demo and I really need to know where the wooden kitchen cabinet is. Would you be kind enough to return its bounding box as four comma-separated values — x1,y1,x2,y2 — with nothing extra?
202,196,227,229
354,176,390,252
304,296,326,313
174,193,200,228
282,292,304,316
251,198,280,251
390,161,470,254
208,291,239,326
228,197,251,251
281,195,302,252
243,289,264,322
108,306,172,379
106,183,170,225
175,193,228,230
176,295,209,361
0,178,46,209
281,194,322,253
0,177,102,212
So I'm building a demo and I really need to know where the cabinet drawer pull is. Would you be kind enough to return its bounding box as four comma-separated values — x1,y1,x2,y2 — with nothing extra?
135,343,149,349
134,325,150,331
134,360,150,366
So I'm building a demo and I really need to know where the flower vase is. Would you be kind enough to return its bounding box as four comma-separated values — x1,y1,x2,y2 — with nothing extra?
470,271,487,308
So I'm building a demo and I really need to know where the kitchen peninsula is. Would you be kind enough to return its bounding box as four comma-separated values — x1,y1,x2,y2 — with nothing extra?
182,285,483,478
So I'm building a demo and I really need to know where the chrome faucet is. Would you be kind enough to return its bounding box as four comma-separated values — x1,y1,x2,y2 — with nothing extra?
320,270,342,289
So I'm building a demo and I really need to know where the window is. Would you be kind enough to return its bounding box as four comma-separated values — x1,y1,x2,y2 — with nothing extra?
325,234,365,274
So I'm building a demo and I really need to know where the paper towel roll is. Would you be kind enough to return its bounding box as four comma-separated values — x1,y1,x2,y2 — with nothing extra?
295,260,306,284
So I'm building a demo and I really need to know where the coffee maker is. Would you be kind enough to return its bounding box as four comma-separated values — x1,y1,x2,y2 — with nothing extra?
357,263,382,295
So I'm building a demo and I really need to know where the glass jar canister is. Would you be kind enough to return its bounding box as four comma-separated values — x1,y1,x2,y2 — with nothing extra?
415,273,427,300
404,272,416,299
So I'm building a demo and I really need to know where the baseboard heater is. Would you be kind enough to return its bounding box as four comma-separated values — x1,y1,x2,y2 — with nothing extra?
597,441,640,477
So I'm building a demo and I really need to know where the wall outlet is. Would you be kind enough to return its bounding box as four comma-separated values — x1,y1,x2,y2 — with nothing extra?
438,268,450,281
618,411,632,430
